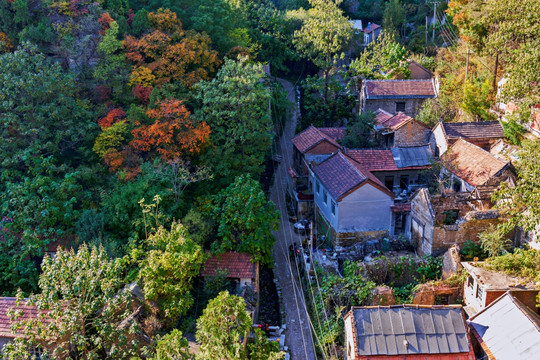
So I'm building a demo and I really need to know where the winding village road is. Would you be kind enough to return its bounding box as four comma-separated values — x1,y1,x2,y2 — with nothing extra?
270,78,317,360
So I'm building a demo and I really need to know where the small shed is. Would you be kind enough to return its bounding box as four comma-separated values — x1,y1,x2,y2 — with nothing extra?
468,292,540,360
201,252,257,290
343,304,475,359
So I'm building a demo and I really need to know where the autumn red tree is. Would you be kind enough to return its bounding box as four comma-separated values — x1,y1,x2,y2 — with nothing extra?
130,100,210,160
98,108,126,128
123,9,220,88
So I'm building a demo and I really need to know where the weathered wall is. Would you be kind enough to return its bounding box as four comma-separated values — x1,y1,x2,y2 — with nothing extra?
409,62,433,80
394,121,431,146
362,98,428,118
372,169,426,191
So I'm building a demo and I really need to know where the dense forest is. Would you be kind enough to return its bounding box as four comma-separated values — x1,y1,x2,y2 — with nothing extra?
0,0,539,358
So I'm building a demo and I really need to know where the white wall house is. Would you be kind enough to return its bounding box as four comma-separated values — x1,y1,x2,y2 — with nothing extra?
309,151,394,244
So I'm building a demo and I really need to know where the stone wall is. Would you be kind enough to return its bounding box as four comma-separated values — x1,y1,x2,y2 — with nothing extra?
333,228,389,248
363,98,428,118
394,120,431,146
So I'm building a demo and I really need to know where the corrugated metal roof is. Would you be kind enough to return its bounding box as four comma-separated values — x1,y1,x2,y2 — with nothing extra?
352,305,470,356
391,145,433,168
469,292,540,360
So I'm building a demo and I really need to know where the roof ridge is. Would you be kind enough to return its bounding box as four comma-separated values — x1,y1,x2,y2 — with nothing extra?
444,120,501,126
365,79,432,82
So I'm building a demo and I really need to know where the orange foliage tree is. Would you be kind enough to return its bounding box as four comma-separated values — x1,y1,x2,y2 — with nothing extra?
130,100,210,160
124,9,220,88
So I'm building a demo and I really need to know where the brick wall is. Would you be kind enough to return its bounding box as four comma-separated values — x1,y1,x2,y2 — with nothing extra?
394,121,431,146
333,228,389,247
306,141,340,155
363,98,428,118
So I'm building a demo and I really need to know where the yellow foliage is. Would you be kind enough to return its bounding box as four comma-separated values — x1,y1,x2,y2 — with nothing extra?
129,66,156,87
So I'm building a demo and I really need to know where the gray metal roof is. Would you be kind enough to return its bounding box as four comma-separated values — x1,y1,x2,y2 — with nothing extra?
391,145,433,168
469,292,540,360
351,305,470,355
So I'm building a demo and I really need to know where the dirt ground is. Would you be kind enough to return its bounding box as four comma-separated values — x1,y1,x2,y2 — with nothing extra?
270,78,317,360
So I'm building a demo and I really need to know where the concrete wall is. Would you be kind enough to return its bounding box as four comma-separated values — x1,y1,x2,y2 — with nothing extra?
311,173,339,231
338,183,393,234
410,189,435,255
362,98,428,118
394,121,431,146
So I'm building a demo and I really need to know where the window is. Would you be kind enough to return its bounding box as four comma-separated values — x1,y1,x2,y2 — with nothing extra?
399,175,409,190
316,181,320,195
323,190,328,204
468,276,475,290
384,176,394,190
331,201,336,216
477,285,484,302
396,102,406,112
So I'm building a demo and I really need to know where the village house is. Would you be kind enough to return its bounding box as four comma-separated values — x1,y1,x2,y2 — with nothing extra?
348,146,433,236
309,151,394,246
359,79,438,118
430,120,505,156
409,188,506,256
291,125,346,176
467,291,540,360
362,22,381,46
461,262,539,316
343,304,475,360
0,297,52,357
374,109,431,147
407,60,434,80
440,139,515,197
201,252,257,292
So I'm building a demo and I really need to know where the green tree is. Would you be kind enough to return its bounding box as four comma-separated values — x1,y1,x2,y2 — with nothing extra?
479,225,509,258
340,112,377,148
139,222,204,325
494,140,540,235
3,244,144,359
460,79,495,121
210,175,279,265
382,0,406,40
349,33,409,80
152,329,193,360
195,291,252,360
292,0,352,118
0,43,97,180
195,57,272,186
94,20,130,101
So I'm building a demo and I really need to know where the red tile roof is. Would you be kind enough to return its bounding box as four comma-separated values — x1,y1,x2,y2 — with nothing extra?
365,80,436,99
312,151,393,200
0,298,50,339
375,108,393,124
443,139,509,186
442,121,504,140
348,149,397,171
201,252,255,279
363,23,381,34
292,126,345,153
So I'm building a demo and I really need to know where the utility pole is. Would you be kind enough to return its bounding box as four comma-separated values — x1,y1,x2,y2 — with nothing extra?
425,16,428,44
432,2,437,42
493,52,499,92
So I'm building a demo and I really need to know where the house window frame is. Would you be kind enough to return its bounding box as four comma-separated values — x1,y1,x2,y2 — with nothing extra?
316,180,320,195
323,190,328,205
331,201,336,217
396,101,406,113
476,285,484,302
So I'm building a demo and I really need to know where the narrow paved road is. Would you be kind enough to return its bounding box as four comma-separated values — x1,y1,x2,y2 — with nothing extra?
270,78,317,360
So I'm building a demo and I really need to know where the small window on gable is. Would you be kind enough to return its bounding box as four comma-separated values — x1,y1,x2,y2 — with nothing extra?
331,201,336,216
396,102,406,112
477,285,484,302
316,181,320,194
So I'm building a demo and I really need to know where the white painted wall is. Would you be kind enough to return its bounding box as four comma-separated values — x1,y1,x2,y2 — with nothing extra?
338,183,393,233
344,314,355,360
431,122,448,155
310,170,392,234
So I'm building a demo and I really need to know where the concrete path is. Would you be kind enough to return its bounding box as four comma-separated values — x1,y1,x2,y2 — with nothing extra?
270,78,317,360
